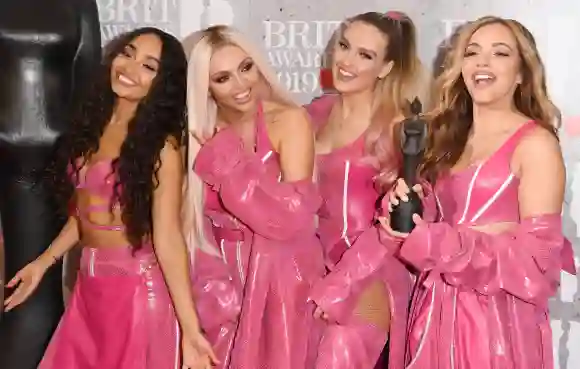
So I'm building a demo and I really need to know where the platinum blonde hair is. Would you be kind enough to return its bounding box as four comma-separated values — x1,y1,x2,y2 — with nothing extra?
184,25,297,257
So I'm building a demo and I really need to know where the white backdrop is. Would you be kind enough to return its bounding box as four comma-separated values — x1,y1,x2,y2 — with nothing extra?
96,0,580,367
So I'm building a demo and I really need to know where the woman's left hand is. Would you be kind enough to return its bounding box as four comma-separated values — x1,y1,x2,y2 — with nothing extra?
181,331,219,369
378,210,425,239
313,305,329,320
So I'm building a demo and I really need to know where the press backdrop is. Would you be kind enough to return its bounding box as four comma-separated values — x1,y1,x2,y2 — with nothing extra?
96,0,580,367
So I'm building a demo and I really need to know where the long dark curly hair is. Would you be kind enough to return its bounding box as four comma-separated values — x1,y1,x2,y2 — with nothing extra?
43,27,187,248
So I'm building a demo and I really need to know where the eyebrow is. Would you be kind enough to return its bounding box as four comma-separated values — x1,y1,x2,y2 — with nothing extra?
340,36,377,57
467,41,513,50
126,43,161,64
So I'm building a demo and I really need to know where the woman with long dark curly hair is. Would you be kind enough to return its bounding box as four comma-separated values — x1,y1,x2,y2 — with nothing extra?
3,27,216,369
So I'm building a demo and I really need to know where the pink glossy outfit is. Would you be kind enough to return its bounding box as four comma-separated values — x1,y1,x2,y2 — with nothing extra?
39,160,181,369
389,122,576,368
192,104,325,369
305,95,413,369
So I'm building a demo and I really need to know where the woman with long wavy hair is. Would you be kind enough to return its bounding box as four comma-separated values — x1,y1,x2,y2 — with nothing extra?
185,25,325,369
304,11,425,369
3,28,216,369
382,16,576,368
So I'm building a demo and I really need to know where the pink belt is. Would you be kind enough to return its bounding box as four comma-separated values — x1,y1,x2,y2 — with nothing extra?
213,226,245,242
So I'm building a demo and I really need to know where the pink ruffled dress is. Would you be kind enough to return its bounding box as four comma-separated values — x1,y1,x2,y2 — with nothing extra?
192,103,325,369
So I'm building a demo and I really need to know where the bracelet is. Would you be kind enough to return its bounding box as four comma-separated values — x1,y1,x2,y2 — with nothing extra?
46,254,60,266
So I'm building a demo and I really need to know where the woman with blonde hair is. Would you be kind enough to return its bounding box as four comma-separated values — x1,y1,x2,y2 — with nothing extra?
382,16,576,368
184,25,325,369
304,11,425,369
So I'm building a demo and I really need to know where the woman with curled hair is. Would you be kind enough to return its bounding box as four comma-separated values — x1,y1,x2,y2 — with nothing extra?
304,11,425,369
3,28,216,369
185,25,325,369
382,16,576,369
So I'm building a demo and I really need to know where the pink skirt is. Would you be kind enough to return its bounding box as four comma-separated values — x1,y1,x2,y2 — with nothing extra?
39,245,181,369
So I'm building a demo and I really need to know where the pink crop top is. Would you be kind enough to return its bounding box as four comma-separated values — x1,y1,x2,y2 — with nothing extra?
69,159,123,231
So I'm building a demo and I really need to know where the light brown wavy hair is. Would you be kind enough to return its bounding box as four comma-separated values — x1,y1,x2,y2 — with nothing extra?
420,16,560,182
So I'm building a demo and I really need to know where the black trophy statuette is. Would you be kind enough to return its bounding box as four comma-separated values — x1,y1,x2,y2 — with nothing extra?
389,97,427,233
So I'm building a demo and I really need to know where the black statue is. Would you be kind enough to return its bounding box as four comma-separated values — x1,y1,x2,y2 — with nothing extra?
390,97,427,233
0,1,101,367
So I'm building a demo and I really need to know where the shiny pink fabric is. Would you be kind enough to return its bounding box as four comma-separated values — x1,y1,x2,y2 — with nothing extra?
192,105,325,369
392,122,576,369
68,158,116,200
305,95,413,369
39,245,180,369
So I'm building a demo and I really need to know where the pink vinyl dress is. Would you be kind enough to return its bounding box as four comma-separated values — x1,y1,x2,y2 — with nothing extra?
392,122,577,369
305,95,413,369
192,103,325,369
39,160,181,369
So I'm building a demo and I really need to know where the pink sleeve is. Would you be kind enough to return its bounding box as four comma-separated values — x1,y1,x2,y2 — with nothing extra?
419,180,439,222
400,213,575,304
309,226,391,323
194,128,321,241
191,217,241,331
303,94,335,130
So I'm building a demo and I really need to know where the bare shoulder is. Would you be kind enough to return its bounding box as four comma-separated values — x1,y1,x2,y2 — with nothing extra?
514,125,563,172
263,100,308,120
517,125,561,158
160,138,183,166
165,135,181,149
263,100,312,137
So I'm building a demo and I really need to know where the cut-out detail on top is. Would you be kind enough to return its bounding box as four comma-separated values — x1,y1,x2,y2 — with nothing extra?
69,158,124,231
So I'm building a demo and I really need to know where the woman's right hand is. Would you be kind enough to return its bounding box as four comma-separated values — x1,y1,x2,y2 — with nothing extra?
385,178,424,211
378,178,424,239
4,257,52,311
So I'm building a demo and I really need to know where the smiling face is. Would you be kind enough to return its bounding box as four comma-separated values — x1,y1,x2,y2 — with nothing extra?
208,44,261,112
110,33,162,101
331,21,393,95
461,22,522,107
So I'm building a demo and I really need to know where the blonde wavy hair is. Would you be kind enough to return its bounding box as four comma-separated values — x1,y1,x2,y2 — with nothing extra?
421,16,560,181
183,25,297,256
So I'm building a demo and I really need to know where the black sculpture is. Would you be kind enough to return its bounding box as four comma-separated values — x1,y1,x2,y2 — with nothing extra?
0,1,101,367
389,97,427,233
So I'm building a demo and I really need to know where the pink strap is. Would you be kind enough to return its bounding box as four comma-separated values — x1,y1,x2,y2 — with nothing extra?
304,94,336,130
255,101,270,154
494,121,536,160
